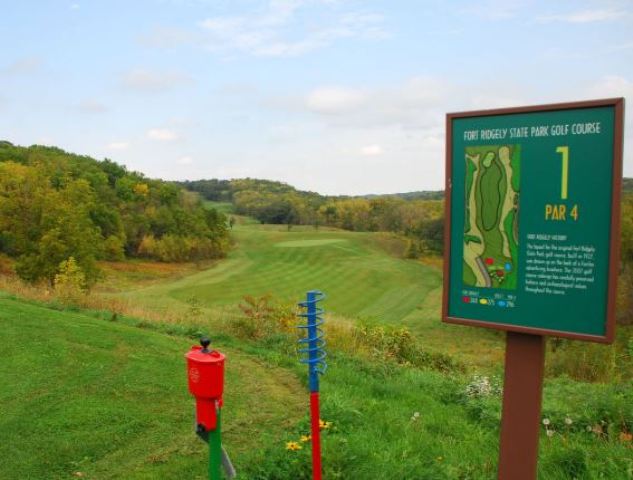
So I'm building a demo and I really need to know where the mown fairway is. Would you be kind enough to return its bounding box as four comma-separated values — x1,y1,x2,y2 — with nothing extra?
107,222,506,366
120,224,442,325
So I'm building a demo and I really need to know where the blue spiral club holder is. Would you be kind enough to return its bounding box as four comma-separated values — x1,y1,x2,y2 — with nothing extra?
297,290,327,480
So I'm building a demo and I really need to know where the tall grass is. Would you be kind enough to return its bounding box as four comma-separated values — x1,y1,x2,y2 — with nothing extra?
224,294,465,376
0,273,237,332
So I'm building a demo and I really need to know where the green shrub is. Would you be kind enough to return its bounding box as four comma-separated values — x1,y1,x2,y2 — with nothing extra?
230,294,296,341
617,269,633,326
547,340,619,382
53,257,87,305
354,322,414,362
354,322,464,373
403,239,420,259
137,234,227,262
542,446,588,479
103,235,125,261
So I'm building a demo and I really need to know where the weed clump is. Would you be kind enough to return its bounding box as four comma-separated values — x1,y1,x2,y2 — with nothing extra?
230,294,296,341
228,294,465,376
354,322,465,373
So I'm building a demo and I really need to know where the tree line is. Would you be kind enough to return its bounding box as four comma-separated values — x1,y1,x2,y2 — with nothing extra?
0,142,229,286
181,177,633,259
179,178,445,255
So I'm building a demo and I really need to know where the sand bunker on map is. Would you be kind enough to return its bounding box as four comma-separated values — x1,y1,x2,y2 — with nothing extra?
462,145,520,290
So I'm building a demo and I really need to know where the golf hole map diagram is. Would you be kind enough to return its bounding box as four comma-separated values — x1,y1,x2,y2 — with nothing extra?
463,144,520,292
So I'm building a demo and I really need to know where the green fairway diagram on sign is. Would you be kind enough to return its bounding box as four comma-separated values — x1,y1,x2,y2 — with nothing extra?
463,145,520,290
443,98,624,343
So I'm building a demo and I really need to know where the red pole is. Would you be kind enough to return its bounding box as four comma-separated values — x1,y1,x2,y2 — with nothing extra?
310,392,322,480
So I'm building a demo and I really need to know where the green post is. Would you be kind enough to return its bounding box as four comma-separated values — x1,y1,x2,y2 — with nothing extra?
208,405,222,480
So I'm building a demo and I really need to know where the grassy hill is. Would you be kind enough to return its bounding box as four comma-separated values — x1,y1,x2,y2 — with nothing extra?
2,293,632,479
122,224,439,323
0,293,305,479
103,222,507,366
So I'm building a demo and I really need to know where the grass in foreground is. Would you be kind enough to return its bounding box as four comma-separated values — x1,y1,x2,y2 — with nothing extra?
1,293,632,479
0,294,304,479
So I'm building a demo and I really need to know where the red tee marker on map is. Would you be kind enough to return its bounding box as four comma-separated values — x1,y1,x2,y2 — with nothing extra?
485,258,494,265
462,296,470,303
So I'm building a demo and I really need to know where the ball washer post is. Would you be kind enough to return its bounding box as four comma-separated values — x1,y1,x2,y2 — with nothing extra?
185,337,236,480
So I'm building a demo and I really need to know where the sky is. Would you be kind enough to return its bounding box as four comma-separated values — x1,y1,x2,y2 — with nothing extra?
0,0,632,195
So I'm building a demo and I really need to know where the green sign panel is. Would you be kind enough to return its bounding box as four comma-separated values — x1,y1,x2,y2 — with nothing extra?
443,99,624,342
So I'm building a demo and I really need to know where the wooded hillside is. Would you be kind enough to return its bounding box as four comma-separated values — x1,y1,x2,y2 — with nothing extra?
0,142,229,285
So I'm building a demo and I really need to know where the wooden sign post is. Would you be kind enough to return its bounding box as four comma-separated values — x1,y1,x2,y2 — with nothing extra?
442,98,624,479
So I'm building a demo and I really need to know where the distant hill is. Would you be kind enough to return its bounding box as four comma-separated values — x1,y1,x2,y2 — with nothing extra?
178,178,445,201
180,176,632,200
363,190,444,201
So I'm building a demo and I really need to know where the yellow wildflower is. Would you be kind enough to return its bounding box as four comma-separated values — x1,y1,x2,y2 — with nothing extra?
300,435,311,443
319,419,332,430
286,441,302,451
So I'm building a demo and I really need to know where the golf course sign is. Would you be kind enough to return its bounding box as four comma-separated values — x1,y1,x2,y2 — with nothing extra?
443,98,624,343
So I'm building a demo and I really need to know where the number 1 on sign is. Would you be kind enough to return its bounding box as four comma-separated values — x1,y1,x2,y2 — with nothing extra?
556,146,569,200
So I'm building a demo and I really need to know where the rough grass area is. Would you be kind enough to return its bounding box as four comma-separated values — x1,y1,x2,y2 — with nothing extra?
97,260,208,292
2,294,631,479
0,294,304,479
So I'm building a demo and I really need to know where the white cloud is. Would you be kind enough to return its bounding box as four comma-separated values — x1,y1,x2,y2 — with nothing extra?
584,76,632,178
587,75,633,98
197,1,387,57
360,144,383,156
0,56,42,75
177,155,193,165
460,0,526,20
139,27,194,48
147,128,180,141
36,136,55,146
214,166,258,178
107,141,129,150
297,76,452,130
122,68,193,92
76,99,107,113
537,8,626,24
306,87,366,114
